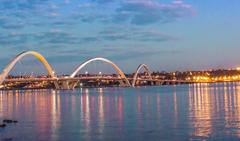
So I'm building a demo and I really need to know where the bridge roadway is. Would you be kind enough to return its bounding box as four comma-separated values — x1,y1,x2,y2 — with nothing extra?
3,76,192,83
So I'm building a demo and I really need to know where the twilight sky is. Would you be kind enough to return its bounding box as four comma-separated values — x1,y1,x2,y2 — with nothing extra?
0,0,240,74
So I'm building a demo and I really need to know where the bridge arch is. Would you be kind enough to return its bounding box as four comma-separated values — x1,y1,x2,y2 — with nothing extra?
0,51,59,89
70,57,131,87
132,64,153,87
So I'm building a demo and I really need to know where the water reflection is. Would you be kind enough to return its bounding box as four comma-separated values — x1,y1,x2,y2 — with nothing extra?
188,82,240,139
222,83,240,137
98,89,104,135
188,83,213,138
0,90,62,141
1,84,240,141
50,90,61,141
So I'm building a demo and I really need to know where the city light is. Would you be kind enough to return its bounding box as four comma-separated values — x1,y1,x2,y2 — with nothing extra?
1,51,240,89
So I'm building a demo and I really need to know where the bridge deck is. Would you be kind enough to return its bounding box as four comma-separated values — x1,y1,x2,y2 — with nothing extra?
3,77,193,83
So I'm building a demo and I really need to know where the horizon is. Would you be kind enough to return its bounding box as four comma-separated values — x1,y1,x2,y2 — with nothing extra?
0,0,240,74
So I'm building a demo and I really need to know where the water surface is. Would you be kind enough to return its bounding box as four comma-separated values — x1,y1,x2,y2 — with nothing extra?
1,82,240,141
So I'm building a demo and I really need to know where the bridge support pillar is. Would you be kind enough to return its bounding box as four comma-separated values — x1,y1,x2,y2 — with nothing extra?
150,81,154,86
59,81,70,90
155,81,161,86
119,80,131,87
59,80,79,90
53,81,60,89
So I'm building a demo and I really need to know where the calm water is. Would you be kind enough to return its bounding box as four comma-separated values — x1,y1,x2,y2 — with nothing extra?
1,82,240,141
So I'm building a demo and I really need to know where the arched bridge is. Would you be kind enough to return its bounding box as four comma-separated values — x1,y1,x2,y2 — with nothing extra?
0,51,192,89
0,51,59,89
60,57,131,89
132,64,153,87
71,57,131,87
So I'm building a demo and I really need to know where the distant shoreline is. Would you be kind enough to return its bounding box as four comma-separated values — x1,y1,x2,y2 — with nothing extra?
1,81,240,91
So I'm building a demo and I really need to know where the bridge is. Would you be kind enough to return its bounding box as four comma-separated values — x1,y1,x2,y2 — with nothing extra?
0,51,193,90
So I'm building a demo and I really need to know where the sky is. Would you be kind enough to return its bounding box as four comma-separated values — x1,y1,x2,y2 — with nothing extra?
0,0,240,74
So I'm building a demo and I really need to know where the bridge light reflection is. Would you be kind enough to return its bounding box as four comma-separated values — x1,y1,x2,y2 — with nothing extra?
189,83,213,137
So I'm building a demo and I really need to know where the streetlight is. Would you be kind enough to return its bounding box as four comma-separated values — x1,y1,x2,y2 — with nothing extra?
98,72,102,78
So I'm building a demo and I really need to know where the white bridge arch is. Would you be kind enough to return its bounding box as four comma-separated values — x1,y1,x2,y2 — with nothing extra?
70,57,131,87
132,64,153,87
0,51,59,89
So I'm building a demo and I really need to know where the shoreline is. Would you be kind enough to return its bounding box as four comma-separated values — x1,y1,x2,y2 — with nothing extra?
0,81,239,91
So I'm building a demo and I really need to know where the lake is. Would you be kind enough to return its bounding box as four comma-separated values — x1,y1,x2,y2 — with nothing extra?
1,82,240,141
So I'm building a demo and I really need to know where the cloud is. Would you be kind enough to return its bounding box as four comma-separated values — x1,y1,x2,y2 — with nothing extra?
79,37,99,43
72,12,110,23
104,48,181,61
0,16,25,29
1,22,25,29
0,32,31,46
76,0,194,25
91,0,115,4
0,0,191,56
0,0,50,11
0,0,62,30
50,20,73,26
113,0,194,25
78,3,96,9
34,29,78,45
98,26,177,42
49,12,60,18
